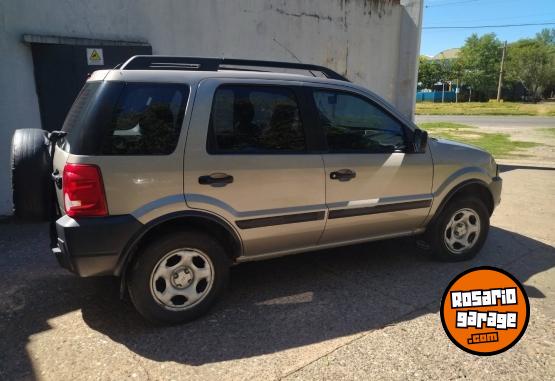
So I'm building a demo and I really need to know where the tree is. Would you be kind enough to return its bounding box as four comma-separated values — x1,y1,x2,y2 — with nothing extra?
458,33,502,99
506,35,555,98
418,56,442,89
536,28,555,45
417,56,454,89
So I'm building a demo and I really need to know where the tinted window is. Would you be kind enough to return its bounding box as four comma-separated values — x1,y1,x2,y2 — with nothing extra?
62,82,101,136
209,85,306,153
313,90,406,153
100,83,188,155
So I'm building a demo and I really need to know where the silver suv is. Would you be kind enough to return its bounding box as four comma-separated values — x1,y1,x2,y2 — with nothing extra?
11,56,502,324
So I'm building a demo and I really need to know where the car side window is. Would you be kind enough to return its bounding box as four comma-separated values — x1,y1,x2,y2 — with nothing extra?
312,90,406,153
208,85,306,153
100,83,189,155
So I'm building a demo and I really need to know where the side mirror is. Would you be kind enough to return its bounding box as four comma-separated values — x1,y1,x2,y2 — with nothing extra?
412,129,428,153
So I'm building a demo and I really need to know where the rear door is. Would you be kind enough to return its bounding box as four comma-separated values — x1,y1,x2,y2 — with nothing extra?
310,86,434,244
184,79,326,257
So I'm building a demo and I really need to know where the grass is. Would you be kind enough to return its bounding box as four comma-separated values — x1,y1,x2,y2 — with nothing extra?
418,122,541,158
415,101,555,116
540,128,555,137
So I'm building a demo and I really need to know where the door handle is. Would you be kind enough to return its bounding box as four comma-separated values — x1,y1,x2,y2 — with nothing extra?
330,169,356,181
198,173,234,186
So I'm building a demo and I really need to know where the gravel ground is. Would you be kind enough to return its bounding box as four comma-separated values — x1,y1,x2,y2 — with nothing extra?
415,115,555,164
0,166,554,381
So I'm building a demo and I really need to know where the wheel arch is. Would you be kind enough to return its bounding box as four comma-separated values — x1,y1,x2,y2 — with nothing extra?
429,179,494,227
116,210,243,279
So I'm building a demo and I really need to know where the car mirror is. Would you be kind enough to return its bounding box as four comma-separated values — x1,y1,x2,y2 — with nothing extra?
412,129,428,153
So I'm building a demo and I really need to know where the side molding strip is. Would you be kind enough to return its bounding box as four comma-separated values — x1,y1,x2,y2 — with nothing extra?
236,211,325,229
328,199,432,219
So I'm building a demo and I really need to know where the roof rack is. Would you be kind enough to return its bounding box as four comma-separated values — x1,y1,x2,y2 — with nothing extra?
119,55,349,82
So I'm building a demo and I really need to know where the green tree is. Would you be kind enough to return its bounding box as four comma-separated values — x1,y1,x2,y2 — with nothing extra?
418,56,456,89
458,33,502,99
536,28,555,45
418,56,441,89
506,35,555,98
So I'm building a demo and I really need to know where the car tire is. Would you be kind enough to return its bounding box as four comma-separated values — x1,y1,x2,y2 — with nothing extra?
128,230,230,324
11,129,53,220
427,197,490,262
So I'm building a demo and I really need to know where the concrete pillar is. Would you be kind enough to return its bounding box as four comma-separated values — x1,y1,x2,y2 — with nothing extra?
396,0,423,120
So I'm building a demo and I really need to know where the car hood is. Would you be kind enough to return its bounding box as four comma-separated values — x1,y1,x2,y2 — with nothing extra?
428,137,497,178
433,137,488,153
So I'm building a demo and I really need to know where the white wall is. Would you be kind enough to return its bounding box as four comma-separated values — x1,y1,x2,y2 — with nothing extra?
0,0,422,215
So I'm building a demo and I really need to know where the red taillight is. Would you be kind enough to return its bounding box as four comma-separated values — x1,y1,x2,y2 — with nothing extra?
62,164,108,217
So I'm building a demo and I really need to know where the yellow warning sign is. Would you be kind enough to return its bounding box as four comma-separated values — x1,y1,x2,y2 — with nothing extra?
86,48,104,66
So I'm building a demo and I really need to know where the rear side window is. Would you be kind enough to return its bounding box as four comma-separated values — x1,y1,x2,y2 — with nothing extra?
62,82,101,137
208,85,306,153
61,82,188,155
101,83,188,155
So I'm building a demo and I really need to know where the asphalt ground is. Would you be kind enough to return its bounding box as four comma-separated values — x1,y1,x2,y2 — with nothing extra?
0,165,554,380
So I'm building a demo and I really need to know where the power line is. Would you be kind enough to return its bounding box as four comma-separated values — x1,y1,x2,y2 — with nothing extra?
423,21,555,29
447,12,555,24
425,0,479,8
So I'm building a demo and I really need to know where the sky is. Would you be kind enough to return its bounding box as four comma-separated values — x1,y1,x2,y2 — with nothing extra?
420,0,555,57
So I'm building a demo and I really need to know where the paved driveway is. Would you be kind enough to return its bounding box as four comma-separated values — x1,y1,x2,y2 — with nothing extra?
1,165,554,380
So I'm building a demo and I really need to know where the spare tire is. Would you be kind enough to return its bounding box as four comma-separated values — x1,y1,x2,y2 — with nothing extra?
11,129,53,220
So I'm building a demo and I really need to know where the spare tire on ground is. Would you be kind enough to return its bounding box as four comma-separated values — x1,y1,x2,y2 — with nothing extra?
11,128,53,220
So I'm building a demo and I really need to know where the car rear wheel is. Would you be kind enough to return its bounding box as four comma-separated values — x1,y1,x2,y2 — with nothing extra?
11,129,53,220
428,197,490,261
128,230,230,324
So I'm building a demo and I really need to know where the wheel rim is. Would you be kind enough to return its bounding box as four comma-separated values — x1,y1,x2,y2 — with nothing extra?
149,248,214,310
444,208,481,254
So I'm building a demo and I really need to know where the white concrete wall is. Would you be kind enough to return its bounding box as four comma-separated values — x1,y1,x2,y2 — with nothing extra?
0,0,422,215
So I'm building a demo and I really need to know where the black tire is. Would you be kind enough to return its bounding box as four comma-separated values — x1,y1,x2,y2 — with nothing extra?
427,197,490,262
11,129,53,220
128,230,230,324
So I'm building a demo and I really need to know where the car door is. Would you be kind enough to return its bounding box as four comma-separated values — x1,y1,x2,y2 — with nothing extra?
184,79,327,258
311,86,434,245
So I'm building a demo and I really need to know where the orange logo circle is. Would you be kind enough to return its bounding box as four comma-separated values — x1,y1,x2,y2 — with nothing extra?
441,267,529,355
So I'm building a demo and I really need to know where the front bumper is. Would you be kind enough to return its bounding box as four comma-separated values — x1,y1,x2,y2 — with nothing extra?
490,176,503,208
51,214,142,277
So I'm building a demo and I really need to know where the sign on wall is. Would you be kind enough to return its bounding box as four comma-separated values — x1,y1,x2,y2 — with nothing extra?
86,48,104,65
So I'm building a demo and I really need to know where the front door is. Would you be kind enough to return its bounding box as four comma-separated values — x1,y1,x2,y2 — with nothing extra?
310,88,434,245
184,79,326,257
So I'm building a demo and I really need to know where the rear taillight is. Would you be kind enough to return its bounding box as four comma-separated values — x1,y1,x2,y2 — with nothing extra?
62,164,108,217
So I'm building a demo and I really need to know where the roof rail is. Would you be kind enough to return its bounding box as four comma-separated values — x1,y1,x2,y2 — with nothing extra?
119,55,349,82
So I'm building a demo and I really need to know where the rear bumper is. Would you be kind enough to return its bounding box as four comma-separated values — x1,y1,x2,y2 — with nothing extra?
51,214,142,277
489,176,503,209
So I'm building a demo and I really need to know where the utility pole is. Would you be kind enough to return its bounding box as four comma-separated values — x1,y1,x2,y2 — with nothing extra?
496,41,507,102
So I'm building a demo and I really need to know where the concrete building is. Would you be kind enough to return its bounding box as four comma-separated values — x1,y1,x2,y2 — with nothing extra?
0,0,423,216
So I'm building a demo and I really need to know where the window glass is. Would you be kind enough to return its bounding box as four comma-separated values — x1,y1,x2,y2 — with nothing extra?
313,90,406,153
100,83,188,154
209,85,306,153
62,82,101,137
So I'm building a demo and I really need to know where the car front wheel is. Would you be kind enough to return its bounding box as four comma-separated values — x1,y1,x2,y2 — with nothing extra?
428,197,490,261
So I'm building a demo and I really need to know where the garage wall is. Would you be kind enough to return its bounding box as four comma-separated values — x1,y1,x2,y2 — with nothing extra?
0,0,422,215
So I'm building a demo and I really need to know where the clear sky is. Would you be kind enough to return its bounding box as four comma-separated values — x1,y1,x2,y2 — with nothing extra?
420,0,555,57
